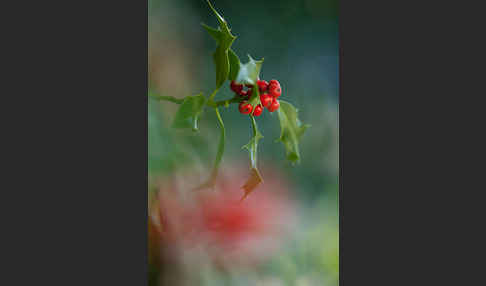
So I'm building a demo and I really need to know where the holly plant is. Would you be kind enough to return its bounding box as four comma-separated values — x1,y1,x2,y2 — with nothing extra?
149,0,310,199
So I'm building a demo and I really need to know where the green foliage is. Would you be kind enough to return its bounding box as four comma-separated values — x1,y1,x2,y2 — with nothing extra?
150,0,310,197
243,116,263,169
209,108,225,183
201,0,236,89
276,100,311,164
232,53,264,108
228,49,240,81
234,55,263,86
148,97,190,175
148,97,171,174
248,85,261,108
172,93,206,131
242,116,264,198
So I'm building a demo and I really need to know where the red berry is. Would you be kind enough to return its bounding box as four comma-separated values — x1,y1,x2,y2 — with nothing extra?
268,79,280,87
268,80,282,98
239,101,253,115
230,81,243,94
260,93,272,108
257,80,268,92
239,90,248,96
268,98,280,112
253,104,263,116
247,87,253,97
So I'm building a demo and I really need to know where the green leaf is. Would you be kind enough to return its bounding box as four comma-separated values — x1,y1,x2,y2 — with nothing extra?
235,55,263,86
202,1,236,89
242,116,264,199
248,77,261,107
228,49,240,81
241,167,263,201
206,0,226,26
209,107,225,182
201,23,222,42
276,100,311,164
243,116,263,169
172,93,206,131
229,52,263,107
193,107,226,191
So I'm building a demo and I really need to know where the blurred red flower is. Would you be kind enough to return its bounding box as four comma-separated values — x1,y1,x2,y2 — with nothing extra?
149,164,298,267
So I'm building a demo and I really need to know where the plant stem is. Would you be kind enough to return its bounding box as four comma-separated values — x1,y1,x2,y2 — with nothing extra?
148,94,184,104
209,88,219,102
212,96,241,107
209,107,225,182
192,107,226,191
150,91,241,108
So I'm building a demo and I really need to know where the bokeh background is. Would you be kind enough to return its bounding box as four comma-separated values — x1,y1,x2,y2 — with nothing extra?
148,0,338,285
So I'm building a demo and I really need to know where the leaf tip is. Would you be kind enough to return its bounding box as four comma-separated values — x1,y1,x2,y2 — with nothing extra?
241,167,263,201
206,0,226,24
287,152,300,164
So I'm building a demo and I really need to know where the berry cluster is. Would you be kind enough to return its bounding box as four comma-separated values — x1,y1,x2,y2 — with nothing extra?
230,79,282,116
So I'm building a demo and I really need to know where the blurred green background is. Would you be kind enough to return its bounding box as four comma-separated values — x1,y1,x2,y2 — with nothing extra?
149,0,338,285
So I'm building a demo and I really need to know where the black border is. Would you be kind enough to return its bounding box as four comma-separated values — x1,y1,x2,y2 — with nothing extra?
17,0,471,283
19,0,150,284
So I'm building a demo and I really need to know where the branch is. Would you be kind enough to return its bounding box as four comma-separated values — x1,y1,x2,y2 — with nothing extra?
209,107,225,182
192,107,226,191
209,96,241,107
148,94,184,104
149,91,241,108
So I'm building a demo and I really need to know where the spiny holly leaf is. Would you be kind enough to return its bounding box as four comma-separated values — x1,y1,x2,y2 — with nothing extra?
201,1,236,89
231,52,263,107
228,49,240,81
172,93,206,131
241,167,263,201
242,116,264,199
235,55,263,86
205,0,226,26
276,100,311,164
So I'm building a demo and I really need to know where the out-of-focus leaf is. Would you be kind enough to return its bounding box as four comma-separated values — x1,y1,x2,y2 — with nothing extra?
172,93,206,131
235,55,263,86
148,96,192,175
276,100,311,164
201,1,236,88
242,116,264,199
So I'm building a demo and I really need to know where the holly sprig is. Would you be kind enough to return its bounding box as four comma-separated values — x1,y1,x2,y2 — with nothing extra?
149,0,310,198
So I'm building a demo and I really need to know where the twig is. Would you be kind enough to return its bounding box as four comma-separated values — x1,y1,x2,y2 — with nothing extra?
148,94,184,104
